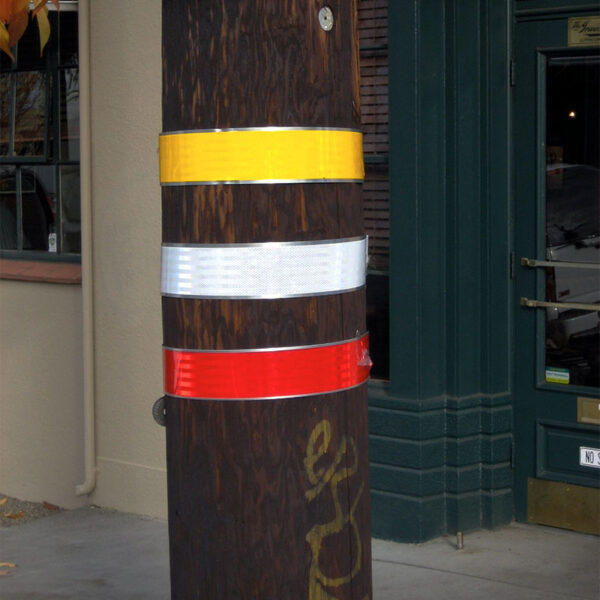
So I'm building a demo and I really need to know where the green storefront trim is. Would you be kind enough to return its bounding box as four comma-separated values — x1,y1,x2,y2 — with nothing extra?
368,0,514,542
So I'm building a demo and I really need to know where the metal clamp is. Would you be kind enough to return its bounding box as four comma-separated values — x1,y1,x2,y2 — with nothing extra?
521,257,600,270
152,397,167,427
520,297,600,312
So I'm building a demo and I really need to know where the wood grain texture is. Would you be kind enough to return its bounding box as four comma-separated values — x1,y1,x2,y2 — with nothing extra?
162,184,363,244
166,392,371,599
162,1,371,598
163,0,361,130
162,292,365,350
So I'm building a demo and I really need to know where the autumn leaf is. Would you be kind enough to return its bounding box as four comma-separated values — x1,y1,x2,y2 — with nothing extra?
0,0,28,23
7,4,27,47
0,562,16,577
0,0,58,60
3,511,24,519
0,20,13,60
0,1,10,23
43,500,59,511
0,498,7,506
35,4,49,55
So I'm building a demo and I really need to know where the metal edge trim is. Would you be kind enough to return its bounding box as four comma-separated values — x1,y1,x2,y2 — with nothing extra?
159,126,363,135
160,178,364,186
161,236,366,249
160,284,366,301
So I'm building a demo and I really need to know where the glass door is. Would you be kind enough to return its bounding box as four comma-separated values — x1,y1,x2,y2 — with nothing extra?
514,11,600,533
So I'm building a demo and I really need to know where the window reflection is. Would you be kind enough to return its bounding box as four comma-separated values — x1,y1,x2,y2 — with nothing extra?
545,55,600,388
14,71,47,156
60,166,80,254
0,166,17,249
21,166,55,251
0,74,10,156
60,68,79,161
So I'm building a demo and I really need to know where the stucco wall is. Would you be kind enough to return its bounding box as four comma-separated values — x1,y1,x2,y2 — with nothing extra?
88,0,165,517
0,281,85,509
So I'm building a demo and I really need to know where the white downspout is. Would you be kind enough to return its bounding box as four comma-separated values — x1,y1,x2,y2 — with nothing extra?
75,0,96,496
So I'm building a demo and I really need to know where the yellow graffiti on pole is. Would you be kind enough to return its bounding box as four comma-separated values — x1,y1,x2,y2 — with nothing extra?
304,420,368,600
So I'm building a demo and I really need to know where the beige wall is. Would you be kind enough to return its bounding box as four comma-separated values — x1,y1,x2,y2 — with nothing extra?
0,1,164,517
88,0,165,517
0,282,86,509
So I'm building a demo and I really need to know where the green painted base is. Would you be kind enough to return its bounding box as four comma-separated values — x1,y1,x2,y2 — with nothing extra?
371,491,445,543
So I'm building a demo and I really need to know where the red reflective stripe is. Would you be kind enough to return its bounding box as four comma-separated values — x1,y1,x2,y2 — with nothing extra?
163,335,371,400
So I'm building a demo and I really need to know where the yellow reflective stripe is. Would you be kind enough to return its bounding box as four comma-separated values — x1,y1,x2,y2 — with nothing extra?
159,129,364,184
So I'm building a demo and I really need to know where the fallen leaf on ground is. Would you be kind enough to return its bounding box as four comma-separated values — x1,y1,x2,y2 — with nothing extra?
0,562,16,576
43,501,59,510
0,498,7,506
3,511,24,519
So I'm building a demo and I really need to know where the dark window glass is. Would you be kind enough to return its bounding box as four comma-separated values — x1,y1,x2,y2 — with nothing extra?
544,54,600,388
60,165,80,253
14,15,49,70
21,165,55,251
0,166,17,249
14,70,47,156
59,67,79,160
0,7,79,259
0,74,10,155
59,11,79,66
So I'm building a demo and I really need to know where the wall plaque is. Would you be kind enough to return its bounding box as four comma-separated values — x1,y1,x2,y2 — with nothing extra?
568,16,600,47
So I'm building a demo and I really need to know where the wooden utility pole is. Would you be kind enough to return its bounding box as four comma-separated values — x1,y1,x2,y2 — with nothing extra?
159,2,372,598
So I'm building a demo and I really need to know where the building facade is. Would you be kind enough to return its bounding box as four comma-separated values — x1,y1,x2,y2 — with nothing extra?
1,0,598,543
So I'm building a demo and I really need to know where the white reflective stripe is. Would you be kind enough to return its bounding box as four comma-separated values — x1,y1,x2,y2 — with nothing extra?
161,237,367,299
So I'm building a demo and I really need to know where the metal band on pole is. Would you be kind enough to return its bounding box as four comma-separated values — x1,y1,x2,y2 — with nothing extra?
159,127,364,184
163,334,371,400
161,237,368,299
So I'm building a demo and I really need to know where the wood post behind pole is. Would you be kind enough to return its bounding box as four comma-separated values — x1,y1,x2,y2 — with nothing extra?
161,2,372,598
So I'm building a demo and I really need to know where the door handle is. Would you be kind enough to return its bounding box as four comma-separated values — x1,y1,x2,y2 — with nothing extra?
520,297,600,312
521,257,600,270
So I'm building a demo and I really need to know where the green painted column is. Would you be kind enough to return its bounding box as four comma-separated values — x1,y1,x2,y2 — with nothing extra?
368,0,513,543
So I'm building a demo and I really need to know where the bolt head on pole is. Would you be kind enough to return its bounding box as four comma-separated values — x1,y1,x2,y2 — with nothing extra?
319,6,334,31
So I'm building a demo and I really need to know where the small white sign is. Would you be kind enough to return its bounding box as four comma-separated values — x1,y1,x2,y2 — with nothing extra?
579,447,600,469
48,232,57,253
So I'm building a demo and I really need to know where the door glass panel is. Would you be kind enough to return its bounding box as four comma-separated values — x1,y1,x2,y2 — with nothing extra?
545,55,600,388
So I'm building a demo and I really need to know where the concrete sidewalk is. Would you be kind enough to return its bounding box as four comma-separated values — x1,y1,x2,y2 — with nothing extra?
1,507,598,599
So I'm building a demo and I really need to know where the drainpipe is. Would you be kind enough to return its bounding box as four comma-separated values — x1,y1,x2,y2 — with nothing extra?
75,0,96,496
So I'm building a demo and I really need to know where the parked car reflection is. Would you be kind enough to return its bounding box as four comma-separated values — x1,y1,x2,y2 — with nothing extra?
545,164,600,386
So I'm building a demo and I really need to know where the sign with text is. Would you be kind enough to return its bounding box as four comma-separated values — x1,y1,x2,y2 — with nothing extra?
568,16,600,47
579,447,600,469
